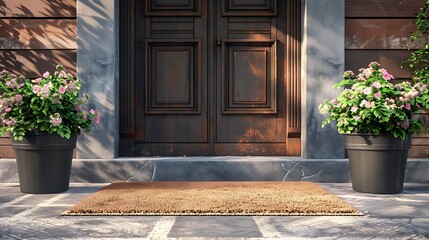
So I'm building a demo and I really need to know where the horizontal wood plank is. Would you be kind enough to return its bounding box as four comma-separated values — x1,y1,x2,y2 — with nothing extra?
346,0,426,18
0,19,76,49
408,146,429,158
0,0,76,18
0,146,14,158
0,50,76,78
345,50,413,79
346,19,422,49
0,137,11,145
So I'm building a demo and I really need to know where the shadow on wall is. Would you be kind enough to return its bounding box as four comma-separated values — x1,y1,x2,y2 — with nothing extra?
0,0,77,77
75,0,117,158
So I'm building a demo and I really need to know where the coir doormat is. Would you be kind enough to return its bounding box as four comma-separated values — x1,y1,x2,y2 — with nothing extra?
62,181,363,216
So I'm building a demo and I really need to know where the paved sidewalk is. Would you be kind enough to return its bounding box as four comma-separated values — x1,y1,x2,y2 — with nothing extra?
0,183,428,239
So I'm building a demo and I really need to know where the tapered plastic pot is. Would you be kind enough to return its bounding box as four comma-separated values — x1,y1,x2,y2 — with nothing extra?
344,133,411,194
11,132,77,194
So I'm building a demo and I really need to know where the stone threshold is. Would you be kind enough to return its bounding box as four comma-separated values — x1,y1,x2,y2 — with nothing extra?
1,157,428,183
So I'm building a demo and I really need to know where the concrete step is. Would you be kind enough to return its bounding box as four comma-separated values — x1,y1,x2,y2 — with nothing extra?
1,157,428,183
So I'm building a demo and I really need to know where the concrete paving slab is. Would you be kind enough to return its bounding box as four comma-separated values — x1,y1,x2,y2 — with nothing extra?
0,183,428,239
170,216,263,238
323,183,429,218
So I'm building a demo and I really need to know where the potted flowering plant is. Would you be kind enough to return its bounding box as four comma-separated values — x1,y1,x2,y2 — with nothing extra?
0,65,100,194
319,62,429,194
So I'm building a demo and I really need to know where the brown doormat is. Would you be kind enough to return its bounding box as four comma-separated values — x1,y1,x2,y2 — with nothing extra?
62,182,363,216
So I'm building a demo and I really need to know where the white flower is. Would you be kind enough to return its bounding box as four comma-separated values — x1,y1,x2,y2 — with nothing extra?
363,87,372,95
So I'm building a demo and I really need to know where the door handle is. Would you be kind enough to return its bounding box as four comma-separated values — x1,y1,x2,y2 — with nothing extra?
217,37,222,46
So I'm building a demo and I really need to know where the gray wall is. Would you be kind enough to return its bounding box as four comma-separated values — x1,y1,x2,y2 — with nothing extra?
76,0,120,159
301,0,345,159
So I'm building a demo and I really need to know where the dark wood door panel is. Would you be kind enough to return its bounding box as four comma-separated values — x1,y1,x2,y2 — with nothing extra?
136,115,208,142
145,39,201,114
216,115,285,143
145,0,201,16
134,0,208,149
221,39,277,114
215,0,286,148
214,143,286,155
126,0,300,156
222,0,277,16
134,143,212,155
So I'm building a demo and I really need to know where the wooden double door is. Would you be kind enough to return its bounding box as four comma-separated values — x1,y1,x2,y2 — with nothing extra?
125,0,301,156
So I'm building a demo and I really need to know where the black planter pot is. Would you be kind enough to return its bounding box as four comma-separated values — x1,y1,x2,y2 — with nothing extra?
11,132,77,194
344,133,411,194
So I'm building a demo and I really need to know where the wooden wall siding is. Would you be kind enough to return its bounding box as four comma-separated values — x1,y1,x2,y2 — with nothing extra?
0,19,76,49
346,0,429,158
345,0,426,79
346,19,420,50
0,0,77,158
346,50,413,79
0,0,76,18
346,0,425,18
0,0,77,76
0,50,76,78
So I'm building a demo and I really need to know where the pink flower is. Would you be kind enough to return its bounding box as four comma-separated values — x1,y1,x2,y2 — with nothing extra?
363,68,373,78
5,82,12,89
49,113,62,127
381,68,394,80
93,111,100,124
353,115,361,121
90,109,96,114
5,107,11,112
33,78,42,84
357,74,366,81
368,61,381,68
68,82,77,91
372,81,382,89
395,84,404,90
3,118,16,126
374,92,381,99
405,103,411,110
351,106,358,113
33,85,41,93
399,97,410,102
400,119,410,130
59,70,67,78
343,70,355,78
59,86,67,94
15,94,22,103
43,71,50,78
361,100,375,109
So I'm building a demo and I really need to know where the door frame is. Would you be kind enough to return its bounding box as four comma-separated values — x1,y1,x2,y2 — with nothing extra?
118,0,301,156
